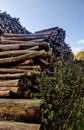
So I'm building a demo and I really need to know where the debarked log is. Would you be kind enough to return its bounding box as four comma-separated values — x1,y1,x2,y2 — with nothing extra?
0,50,46,65
0,121,40,130
0,99,41,123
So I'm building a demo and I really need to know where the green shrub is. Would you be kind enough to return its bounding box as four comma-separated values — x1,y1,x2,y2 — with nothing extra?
38,60,84,130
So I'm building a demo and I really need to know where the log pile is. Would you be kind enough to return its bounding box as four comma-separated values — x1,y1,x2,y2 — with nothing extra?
35,27,74,61
0,33,52,98
0,12,74,129
0,11,31,34
0,27,74,98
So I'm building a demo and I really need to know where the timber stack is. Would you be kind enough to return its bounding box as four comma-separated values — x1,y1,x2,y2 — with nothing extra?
0,11,74,130
0,32,53,98
0,27,74,98
0,11,31,34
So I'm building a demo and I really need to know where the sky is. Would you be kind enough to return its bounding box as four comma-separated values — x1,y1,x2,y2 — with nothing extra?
0,0,84,54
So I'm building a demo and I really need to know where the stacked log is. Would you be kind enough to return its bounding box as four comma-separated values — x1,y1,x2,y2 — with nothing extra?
0,121,40,130
0,27,74,98
0,11,31,34
0,99,40,123
35,27,74,61
0,33,52,98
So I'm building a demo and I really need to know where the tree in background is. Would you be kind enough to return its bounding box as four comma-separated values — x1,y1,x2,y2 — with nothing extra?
75,51,84,60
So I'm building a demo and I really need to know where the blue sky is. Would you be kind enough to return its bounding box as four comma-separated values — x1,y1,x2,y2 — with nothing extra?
0,0,84,54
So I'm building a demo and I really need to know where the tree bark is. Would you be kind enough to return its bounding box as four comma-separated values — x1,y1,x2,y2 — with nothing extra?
2,33,48,40
0,121,40,130
0,87,21,96
0,44,20,51
29,46,39,50
0,79,27,88
0,49,35,57
19,59,33,66
0,68,41,75
15,65,41,70
0,99,41,123
39,58,50,66
0,50,46,65
0,73,26,79
0,90,10,97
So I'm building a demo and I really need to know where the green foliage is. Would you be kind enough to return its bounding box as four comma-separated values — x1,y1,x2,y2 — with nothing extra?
37,60,84,130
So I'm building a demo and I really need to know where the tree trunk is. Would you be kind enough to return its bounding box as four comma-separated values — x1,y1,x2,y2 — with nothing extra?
0,99,41,123
0,121,40,130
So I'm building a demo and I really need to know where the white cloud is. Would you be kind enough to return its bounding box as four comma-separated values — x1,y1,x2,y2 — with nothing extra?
71,47,84,55
77,39,84,44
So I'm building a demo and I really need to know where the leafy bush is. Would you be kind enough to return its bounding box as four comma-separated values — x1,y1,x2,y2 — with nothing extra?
37,60,84,130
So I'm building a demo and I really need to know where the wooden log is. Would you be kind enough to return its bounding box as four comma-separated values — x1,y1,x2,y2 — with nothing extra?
0,79,26,88
2,33,49,40
19,59,33,66
0,68,41,75
0,90,10,97
15,65,41,70
0,121,40,130
0,49,35,57
0,44,20,51
0,40,50,51
35,27,58,34
0,73,26,79
0,39,34,44
0,50,46,65
39,58,50,66
30,38,46,42
29,45,39,50
0,87,21,95
0,99,41,123
0,40,50,49
0,39,45,44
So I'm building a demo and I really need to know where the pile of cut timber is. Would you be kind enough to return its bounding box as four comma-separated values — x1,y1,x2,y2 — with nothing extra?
0,32,53,98
0,11,30,34
0,27,74,98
